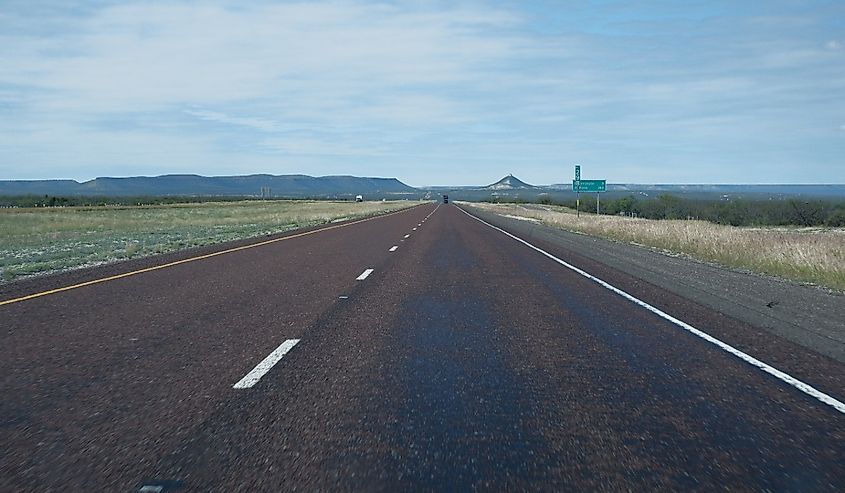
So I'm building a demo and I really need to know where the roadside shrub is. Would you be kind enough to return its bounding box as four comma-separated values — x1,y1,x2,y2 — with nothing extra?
825,209,845,227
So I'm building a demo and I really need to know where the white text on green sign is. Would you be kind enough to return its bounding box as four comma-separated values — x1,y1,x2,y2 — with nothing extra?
573,179,606,192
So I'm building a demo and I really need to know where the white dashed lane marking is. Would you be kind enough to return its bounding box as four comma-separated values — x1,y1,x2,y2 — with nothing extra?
356,268,374,280
404,234,410,239
389,246,398,252
233,339,301,389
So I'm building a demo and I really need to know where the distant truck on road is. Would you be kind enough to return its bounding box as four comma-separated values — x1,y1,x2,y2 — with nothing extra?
355,195,363,202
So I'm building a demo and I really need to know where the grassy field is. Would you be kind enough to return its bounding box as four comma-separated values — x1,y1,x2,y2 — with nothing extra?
468,202,845,292
0,200,421,283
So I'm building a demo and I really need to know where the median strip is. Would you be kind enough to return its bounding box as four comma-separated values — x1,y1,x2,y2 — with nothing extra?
0,204,428,307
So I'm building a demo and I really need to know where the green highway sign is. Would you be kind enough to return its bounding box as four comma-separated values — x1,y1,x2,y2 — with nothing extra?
573,179,606,192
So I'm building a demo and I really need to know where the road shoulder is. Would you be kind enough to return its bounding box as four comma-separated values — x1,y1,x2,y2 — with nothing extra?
463,204,845,364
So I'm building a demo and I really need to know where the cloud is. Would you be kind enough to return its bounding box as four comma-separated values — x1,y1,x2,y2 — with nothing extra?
0,1,527,180
1,1,844,184
261,136,391,157
2,2,520,115
184,110,282,133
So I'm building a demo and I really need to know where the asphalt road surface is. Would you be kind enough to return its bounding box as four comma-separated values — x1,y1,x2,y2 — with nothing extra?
2,202,844,491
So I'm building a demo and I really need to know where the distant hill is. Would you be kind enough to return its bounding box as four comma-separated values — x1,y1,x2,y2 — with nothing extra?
6,174,842,201
484,174,536,190
0,174,420,198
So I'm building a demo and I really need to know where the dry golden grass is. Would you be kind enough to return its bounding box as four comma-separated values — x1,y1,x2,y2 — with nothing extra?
468,202,845,291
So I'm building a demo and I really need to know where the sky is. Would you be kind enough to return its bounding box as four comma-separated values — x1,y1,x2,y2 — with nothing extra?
1,1,843,186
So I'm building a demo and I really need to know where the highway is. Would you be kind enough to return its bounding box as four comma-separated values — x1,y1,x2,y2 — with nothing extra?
2,202,844,491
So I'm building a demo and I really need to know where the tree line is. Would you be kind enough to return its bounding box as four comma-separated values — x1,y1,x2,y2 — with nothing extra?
534,194,845,227
0,194,356,208
0,194,256,208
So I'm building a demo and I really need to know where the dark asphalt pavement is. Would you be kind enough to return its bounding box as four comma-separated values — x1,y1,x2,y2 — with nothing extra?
1,202,843,491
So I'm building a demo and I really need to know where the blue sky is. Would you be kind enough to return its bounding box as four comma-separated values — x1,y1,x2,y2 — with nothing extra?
1,1,843,186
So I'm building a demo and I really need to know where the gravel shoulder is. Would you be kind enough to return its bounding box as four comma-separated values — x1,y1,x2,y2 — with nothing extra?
464,204,845,364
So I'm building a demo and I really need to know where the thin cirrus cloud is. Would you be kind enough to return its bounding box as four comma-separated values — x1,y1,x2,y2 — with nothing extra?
184,110,284,133
0,0,843,185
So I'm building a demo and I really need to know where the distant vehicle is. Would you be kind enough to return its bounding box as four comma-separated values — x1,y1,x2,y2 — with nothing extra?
355,195,363,202
443,194,449,204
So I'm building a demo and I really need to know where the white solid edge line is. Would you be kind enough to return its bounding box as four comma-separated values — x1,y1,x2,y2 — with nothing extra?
389,246,398,252
457,205,845,415
356,268,374,280
233,339,300,389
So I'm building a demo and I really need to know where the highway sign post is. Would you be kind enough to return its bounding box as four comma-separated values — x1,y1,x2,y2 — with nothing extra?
571,169,606,215
574,165,581,217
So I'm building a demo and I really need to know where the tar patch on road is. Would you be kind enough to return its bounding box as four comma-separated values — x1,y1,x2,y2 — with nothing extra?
374,295,549,489
510,248,845,489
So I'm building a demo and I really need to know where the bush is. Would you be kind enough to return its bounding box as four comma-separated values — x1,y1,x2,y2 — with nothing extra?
590,195,845,227
825,209,845,227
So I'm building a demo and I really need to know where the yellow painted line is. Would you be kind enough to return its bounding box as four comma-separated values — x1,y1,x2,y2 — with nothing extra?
0,204,427,307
